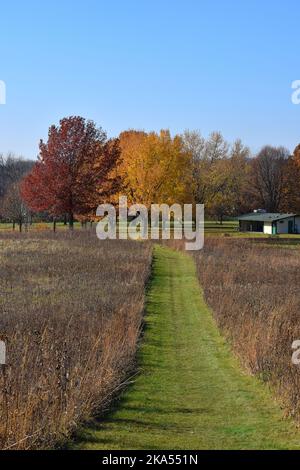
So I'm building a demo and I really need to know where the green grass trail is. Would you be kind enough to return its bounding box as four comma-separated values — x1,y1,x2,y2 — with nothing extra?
74,245,300,450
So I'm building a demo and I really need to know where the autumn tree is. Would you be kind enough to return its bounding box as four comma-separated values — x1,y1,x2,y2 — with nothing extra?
118,129,193,207
1,182,29,231
281,144,300,212
228,139,251,214
249,146,289,213
0,154,34,211
182,131,233,208
181,130,207,204
205,131,229,162
21,116,120,228
182,131,251,221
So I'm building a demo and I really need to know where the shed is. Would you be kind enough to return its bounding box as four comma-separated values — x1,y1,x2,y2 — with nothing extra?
237,212,300,235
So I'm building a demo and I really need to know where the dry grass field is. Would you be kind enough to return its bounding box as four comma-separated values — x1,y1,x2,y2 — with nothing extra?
0,232,152,449
195,239,300,419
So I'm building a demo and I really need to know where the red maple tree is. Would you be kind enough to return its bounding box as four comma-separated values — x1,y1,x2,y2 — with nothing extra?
21,116,120,228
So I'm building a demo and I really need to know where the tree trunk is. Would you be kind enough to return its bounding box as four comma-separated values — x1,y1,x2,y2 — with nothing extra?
69,213,74,230
53,218,56,232
19,221,22,232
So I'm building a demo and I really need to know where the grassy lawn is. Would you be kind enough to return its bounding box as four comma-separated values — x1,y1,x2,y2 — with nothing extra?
0,221,84,231
205,220,239,234
205,220,300,239
2,219,300,241
73,245,300,450
0,222,16,230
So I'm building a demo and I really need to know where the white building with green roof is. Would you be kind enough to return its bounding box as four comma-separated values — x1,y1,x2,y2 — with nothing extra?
237,212,300,235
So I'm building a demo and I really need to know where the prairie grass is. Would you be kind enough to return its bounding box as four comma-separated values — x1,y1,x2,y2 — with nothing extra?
194,238,300,419
74,246,300,450
0,231,152,449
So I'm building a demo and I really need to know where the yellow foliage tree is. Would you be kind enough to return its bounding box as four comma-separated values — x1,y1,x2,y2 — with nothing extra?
118,129,193,207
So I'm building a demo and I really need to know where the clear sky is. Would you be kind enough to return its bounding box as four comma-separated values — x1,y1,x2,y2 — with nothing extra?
0,0,299,159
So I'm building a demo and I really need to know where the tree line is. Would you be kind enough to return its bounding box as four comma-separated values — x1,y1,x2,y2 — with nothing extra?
1,115,300,230
0,155,34,230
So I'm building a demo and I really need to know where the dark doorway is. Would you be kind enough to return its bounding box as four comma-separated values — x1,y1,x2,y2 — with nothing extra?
249,221,264,232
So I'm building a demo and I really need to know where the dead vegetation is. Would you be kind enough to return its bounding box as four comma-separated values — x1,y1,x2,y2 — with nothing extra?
195,238,300,419
0,231,152,449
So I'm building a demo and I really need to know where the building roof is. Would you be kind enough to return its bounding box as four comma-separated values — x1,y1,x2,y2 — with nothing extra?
237,212,297,222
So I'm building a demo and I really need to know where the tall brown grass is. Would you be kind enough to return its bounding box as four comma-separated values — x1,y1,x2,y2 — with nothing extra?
0,231,152,449
195,238,300,419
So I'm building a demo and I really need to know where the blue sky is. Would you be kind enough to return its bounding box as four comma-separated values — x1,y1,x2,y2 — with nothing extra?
0,0,299,159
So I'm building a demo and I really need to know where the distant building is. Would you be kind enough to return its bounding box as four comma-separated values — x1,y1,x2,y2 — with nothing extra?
237,212,300,235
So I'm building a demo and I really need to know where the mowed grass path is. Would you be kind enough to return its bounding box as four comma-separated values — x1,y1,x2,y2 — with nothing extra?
74,246,300,450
